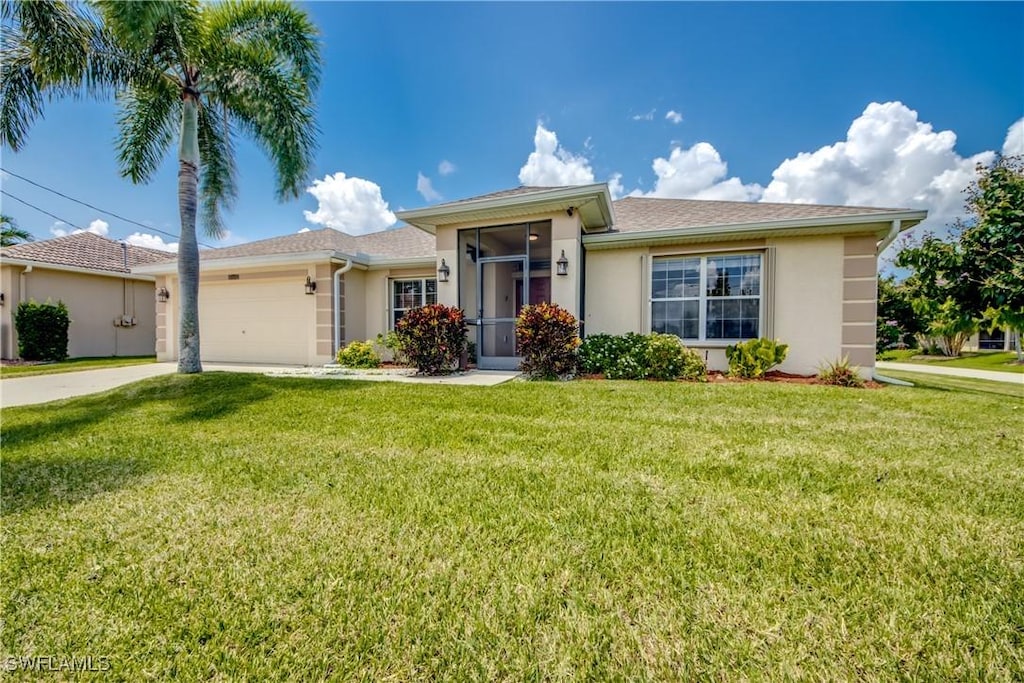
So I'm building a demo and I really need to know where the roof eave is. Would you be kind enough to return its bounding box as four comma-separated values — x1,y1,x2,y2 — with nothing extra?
130,250,369,275
1,257,157,281
583,210,927,249
397,183,614,234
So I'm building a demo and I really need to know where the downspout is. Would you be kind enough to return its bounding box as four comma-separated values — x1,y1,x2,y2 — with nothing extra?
876,219,902,255
333,258,354,352
18,264,32,303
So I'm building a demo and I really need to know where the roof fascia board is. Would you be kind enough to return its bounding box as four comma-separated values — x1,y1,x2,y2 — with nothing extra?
583,210,927,249
1,258,157,281
131,250,367,275
364,256,436,270
398,183,613,232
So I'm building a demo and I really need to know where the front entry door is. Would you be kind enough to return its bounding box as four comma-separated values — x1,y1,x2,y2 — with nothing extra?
477,257,525,370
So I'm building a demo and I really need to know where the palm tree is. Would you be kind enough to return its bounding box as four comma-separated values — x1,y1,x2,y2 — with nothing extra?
1,0,321,372
1,214,34,246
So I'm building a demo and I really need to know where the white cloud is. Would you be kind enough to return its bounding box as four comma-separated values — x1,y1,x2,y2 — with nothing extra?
438,160,456,176
416,172,442,202
518,123,595,186
608,173,625,200
303,172,396,235
761,101,996,232
635,143,763,201
297,227,311,233
665,110,683,124
1003,118,1023,157
632,109,656,121
125,232,178,252
50,218,109,238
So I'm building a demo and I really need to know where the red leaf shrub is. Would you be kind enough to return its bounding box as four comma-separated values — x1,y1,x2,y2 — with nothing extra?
394,304,467,375
515,302,580,379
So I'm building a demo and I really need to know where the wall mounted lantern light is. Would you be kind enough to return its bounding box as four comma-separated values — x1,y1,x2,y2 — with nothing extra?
156,287,170,303
304,275,317,295
556,250,569,276
438,258,450,283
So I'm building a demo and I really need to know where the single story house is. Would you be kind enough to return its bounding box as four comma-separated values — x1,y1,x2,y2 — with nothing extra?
1,232,170,359
134,184,926,375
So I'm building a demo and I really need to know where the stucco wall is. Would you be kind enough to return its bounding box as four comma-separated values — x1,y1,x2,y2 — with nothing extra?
1,265,155,358
583,234,870,376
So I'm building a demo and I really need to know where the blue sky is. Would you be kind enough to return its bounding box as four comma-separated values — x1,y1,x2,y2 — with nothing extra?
1,1,1021,251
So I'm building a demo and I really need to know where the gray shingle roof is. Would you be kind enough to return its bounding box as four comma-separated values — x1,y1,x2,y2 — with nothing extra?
1,231,174,273
198,226,435,262
610,196,910,233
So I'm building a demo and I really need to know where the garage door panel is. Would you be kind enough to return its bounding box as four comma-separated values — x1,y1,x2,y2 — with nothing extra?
198,281,312,364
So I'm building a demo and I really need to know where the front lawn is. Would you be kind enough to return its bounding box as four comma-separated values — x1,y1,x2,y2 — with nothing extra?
879,369,1024,398
0,355,156,379
2,375,1022,679
878,349,1024,374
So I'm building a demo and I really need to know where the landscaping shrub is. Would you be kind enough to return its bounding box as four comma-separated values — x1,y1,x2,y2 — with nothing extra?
14,300,70,361
515,302,580,379
578,332,705,381
818,356,865,388
374,331,408,365
646,333,707,381
577,332,649,379
725,338,789,378
394,304,467,375
336,340,381,368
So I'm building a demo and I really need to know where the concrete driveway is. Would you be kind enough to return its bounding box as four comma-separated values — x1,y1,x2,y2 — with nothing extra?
875,361,1024,386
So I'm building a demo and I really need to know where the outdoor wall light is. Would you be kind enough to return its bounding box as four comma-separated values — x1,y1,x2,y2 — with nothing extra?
156,287,170,303
438,258,450,282
566,207,575,217
556,250,569,276
304,275,317,295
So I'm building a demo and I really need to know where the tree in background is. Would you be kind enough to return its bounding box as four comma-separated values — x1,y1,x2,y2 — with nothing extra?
0,213,33,246
876,275,922,352
959,155,1024,360
1,0,321,373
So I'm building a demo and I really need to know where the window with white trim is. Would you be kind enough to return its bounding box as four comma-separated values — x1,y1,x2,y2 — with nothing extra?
651,253,762,341
391,278,437,328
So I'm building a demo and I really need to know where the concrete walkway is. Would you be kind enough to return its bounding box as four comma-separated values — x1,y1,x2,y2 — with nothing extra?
1,362,520,408
876,360,1024,386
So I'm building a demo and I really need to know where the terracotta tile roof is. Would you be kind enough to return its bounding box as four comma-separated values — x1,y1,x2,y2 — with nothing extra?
609,196,909,233
198,226,435,262
1,231,174,273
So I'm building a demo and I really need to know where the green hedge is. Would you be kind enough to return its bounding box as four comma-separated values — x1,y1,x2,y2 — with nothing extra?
14,300,70,361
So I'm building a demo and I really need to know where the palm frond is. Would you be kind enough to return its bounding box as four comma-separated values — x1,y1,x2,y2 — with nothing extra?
0,38,44,151
93,0,199,77
207,41,318,200
197,101,237,238
203,0,321,91
116,77,180,184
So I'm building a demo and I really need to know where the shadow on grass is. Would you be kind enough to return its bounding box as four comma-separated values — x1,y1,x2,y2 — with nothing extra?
1,452,153,515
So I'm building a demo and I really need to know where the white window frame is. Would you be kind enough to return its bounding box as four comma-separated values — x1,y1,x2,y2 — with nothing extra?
390,278,437,329
651,252,763,343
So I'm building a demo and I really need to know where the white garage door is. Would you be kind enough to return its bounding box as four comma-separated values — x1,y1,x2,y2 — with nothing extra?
199,279,312,364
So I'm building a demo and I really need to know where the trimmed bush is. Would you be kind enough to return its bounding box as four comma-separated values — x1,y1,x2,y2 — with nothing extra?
394,304,467,375
818,356,865,387
725,338,789,379
516,302,580,379
336,340,381,368
14,300,70,361
646,333,707,381
577,332,705,381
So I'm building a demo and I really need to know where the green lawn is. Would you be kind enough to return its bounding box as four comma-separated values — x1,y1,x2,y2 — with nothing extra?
879,369,1024,399
2,375,1022,680
0,355,156,379
878,349,1024,374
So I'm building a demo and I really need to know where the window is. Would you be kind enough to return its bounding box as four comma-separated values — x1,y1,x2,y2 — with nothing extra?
391,278,437,328
652,253,762,342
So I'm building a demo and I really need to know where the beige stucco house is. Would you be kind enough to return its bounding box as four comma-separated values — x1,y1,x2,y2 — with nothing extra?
1,232,169,359
135,184,926,375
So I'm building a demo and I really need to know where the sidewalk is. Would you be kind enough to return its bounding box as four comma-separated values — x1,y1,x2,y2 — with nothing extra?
876,361,1024,386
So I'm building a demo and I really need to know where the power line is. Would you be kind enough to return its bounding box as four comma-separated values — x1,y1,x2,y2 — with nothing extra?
1,189,87,232
0,168,213,247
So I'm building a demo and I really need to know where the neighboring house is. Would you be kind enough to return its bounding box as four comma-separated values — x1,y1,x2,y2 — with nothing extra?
1,232,170,359
134,184,926,375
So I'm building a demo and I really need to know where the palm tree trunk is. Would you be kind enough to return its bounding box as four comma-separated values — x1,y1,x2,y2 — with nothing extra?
177,94,202,373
